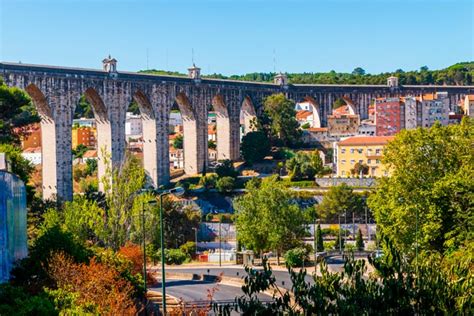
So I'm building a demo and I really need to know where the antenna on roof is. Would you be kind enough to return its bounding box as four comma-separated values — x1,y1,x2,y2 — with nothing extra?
273,48,276,73
146,48,149,70
192,48,195,65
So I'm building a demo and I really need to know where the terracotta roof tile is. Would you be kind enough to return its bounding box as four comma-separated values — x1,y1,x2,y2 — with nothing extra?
338,136,394,146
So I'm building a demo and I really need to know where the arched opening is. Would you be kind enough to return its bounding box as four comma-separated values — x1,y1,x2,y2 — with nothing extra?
125,90,158,187
341,96,357,115
169,92,205,175
71,94,98,195
209,95,231,162
239,96,257,140
295,96,322,129
81,87,110,192
24,84,60,200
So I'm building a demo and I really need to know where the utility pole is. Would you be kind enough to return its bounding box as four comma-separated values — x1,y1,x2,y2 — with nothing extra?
219,218,222,267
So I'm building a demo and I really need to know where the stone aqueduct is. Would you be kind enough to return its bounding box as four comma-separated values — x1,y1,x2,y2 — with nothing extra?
1,61,473,201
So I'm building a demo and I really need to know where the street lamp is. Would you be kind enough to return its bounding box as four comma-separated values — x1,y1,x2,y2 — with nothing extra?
313,215,321,270
157,186,185,315
141,199,157,314
192,227,198,257
338,213,346,254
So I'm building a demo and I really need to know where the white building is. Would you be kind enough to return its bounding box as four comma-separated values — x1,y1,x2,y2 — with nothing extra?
170,148,184,169
125,113,142,138
22,147,42,165
73,118,95,128
169,111,183,127
295,102,321,128
420,93,450,128
358,120,376,136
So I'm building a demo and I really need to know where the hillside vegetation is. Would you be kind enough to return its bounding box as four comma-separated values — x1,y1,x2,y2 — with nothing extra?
139,62,474,85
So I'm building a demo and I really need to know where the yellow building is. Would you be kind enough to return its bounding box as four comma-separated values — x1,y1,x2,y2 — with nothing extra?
72,126,97,149
335,136,394,177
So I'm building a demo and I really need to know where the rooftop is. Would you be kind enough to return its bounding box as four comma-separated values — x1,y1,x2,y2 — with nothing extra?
338,136,394,146
296,110,313,120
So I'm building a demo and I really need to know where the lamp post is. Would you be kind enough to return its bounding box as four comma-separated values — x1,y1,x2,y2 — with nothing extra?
192,227,198,257
338,213,346,254
313,215,320,270
141,199,157,316
157,186,185,315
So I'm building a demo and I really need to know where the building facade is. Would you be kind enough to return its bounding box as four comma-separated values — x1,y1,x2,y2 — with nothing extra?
72,126,97,149
125,113,143,139
462,95,474,117
327,114,360,136
420,93,450,127
335,136,394,177
375,97,405,136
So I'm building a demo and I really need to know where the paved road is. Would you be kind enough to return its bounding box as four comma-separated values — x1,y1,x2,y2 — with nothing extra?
154,265,314,290
150,279,270,303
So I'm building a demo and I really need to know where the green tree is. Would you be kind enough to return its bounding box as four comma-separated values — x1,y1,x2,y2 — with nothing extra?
208,139,217,150
285,150,323,180
74,95,94,119
0,80,39,144
199,173,218,191
368,119,473,255
72,144,88,159
234,176,306,258
263,93,301,147
316,224,324,253
351,162,369,177
216,176,235,193
316,183,362,222
352,67,366,76
333,233,345,251
173,134,183,149
356,229,364,251
240,131,271,165
85,158,98,176
0,143,34,184
332,98,347,109
215,159,238,178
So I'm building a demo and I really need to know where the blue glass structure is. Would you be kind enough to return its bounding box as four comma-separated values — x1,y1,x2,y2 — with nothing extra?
0,170,27,282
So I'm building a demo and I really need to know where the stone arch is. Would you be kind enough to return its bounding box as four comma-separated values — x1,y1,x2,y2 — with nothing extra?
131,90,158,187
170,91,205,175
81,87,111,191
175,92,195,121
210,94,232,160
24,84,58,200
301,96,322,128
84,87,108,121
240,96,257,136
341,96,357,115
25,84,53,121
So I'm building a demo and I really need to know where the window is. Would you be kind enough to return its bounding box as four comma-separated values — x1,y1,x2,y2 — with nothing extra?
358,148,363,153
367,148,372,154
375,149,381,155
341,148,346,154
376,159,380,164
350,148,355,154
350,160,355,164
359,160,363,164
342,171,346,176
341,160,346,164
368,159,372,164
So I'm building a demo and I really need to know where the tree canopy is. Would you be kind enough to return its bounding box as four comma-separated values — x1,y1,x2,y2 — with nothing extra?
368,118,473,255
140,62,474,85
285,150,323,181
240,131,271,165
263,93,301,147
316,183,363,222
234,176,306,255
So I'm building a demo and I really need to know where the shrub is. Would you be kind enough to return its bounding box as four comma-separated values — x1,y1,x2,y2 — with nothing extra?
179,241,196,258
199,174,218,190
240,131,271,164
356,229,364,251
284,247,309,268
157,248,189,265
215,159,238,178
216,176,235,193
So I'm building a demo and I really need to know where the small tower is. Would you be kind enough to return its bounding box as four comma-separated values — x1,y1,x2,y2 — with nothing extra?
387,76,399,88
188,63,201,81
102,55,117,73
274,72,288,87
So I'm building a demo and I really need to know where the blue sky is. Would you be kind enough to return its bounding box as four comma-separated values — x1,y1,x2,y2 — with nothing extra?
1,0,473,75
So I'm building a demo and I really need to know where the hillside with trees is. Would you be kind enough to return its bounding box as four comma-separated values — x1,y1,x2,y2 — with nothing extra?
139,62,474,85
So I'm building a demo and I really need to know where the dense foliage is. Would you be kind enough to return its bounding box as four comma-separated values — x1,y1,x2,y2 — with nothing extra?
316,183,364,222
263,93,301,147
240,130,271,164
285,150,323,181
0,79,39,144
216,238,472,315
234,176,306,257
368,118,473,255
141,62,474,85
